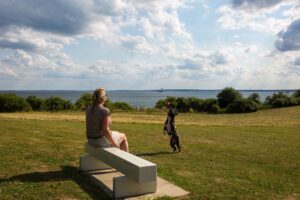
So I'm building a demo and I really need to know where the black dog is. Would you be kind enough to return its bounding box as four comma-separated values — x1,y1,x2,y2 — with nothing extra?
163,104,181,153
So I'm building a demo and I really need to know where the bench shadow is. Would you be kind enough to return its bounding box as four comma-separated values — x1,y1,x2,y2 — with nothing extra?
0,165,111,200
135,151,172,157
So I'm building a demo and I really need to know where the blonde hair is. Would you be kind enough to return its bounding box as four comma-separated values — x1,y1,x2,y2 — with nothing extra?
92,88,106,107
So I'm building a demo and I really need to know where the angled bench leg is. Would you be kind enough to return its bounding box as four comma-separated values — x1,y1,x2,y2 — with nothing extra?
113,176,157,199
80,154,111,171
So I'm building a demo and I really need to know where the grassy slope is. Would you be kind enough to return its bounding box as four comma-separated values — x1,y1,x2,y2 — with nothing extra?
0,107,299,199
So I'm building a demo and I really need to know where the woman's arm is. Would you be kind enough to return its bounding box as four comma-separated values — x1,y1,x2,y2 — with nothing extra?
102,116,120,148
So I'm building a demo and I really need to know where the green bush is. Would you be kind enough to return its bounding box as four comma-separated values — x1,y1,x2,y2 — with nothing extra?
226,99,258,113
26,96,45,111
271,98,288,108
0,93,32,112
75,93,92,110
271,97,297,108
104,99,133,111
113,101,132,111
155,99,165,109
176,97,189,112
210,104,221,114
187,97,204,112
104,98,114,110
203,98,218,112
265,92,298,108
217,87,242,108
45,96,73,111
165,96,177,107
247,93,261,104
155,97,218,113
265,92,288,105
155,96,177,109
293,89,300,98
294,97,300,105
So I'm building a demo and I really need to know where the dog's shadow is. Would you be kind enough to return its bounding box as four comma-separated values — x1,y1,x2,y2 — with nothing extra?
0,165,110,200
135,151,173,156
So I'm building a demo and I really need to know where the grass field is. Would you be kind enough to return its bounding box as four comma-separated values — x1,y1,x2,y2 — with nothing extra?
0,107,299,199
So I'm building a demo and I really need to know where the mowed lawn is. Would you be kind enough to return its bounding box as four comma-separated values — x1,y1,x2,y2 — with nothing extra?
0,107,299,199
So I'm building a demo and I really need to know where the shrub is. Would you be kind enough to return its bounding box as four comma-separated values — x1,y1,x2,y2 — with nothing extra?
155,96,177,109
176,97,189,112
75,93,92,110
187,97,204,112
45,96,73,111
293,89,300,98
0,93,31,112
247,93,261,104
265,92,288,105
113,101,132,111
210,104,221,114
26,96,45,111
217,87,242,108
155,99,165,109
226,99,258,113
165,96,177,108
264,92,298,108
294,97,300,105
203,98,218,112
271,98,288,108
271,97,297,108
104,99,132,111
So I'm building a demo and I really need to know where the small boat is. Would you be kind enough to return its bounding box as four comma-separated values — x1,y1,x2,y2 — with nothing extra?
157,88,163,92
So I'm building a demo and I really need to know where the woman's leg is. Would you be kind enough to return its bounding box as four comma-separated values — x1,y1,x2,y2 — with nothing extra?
119,133,129,152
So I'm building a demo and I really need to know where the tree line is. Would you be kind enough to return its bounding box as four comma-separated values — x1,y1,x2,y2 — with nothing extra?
0,88,299,113
155,88,300,113
0,93,131,112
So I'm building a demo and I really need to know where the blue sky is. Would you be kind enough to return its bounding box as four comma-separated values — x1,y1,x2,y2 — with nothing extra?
0,0,299,90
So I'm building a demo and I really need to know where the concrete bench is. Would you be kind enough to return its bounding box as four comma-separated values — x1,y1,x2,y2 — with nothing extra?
80,142,157,198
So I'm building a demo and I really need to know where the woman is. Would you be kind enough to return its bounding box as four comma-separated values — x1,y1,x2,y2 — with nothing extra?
86,88,129,152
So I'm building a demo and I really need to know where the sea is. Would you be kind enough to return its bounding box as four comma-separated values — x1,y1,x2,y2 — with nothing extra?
0,90,296,108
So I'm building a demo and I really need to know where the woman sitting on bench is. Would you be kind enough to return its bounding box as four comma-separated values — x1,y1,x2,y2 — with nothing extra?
86,88,129,152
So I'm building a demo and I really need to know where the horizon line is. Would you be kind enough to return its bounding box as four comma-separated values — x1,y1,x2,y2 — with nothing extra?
0,89,298,91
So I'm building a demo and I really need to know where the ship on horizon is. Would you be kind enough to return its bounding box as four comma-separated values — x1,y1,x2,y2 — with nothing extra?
157,88,163,92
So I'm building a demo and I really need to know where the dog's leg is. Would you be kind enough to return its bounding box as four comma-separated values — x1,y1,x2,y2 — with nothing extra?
170,137,176,152
177,137,181,153
174,135,181,153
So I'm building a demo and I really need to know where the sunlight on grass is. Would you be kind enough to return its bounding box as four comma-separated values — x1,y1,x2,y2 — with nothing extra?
0,106,299,127
0,107,299,199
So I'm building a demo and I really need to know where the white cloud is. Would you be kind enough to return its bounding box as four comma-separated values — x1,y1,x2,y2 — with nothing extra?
0,0,192,55
217,1,299,33
0,63,17,77
210,49,234,65
85,60,122,76
0,0,299,90
244,45,258,53
118,35,157,54
0,49,86,79
0,27,70,52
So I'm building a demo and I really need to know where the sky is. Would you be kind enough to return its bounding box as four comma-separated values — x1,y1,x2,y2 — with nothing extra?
0,0,299,90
